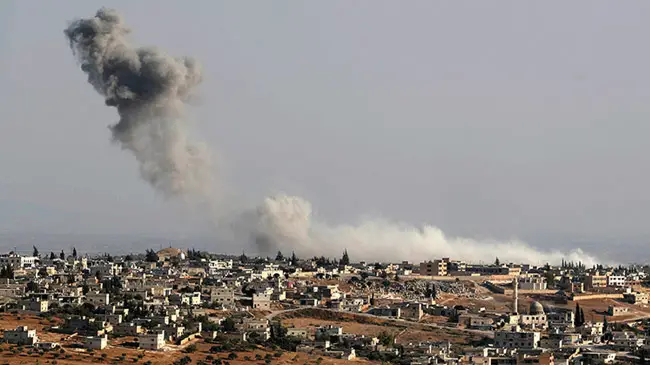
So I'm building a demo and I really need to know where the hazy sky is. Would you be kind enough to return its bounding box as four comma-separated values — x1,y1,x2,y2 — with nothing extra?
2,1,650,261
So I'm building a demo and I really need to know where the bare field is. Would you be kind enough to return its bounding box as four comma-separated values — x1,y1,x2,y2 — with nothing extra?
0,313,375,364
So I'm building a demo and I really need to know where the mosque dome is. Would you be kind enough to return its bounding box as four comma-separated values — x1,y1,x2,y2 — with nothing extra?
529,301,544,315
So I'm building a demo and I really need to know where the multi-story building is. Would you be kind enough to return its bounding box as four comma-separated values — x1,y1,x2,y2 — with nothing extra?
494,330,541,349
252,292,271,310
210,287,235,307
86,292,110,306
607,275,626,287
584,274,607,290
139,331,165,350
0,254,38,269
519,276,547,291
419,260,448,276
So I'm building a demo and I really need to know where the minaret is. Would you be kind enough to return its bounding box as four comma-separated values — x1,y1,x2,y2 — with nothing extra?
513,277,519,313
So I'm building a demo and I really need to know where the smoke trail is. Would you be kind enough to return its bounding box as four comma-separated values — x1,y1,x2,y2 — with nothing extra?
64,8,212,198
245,194,600,266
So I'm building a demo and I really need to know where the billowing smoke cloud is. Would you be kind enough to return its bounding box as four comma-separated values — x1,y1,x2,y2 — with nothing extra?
65,8,213,198
244,194,600,266
65,9,601,266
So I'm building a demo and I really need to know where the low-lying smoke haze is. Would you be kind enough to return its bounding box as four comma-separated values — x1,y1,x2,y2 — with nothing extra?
244,194,599,265
63,8,602,265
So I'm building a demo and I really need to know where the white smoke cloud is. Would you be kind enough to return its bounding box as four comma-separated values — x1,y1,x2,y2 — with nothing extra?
245,194,600,266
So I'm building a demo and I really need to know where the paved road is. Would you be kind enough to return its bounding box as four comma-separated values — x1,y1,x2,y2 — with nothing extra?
266,307,494,338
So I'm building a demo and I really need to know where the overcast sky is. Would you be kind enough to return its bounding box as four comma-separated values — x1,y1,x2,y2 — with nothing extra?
1,1,650,261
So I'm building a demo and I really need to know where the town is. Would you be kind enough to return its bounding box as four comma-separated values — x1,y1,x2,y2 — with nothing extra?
0,247,648,365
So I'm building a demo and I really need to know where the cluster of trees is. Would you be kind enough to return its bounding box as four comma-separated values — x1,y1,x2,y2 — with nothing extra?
145,249,159,262
187,249,209,260
562,259,588,271
45,248,77,261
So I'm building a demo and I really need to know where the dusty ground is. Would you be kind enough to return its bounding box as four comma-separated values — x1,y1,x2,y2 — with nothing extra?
0,313,374,364
281,315,483,345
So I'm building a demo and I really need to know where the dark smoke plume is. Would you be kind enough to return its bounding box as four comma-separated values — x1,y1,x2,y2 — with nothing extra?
65,8,212,198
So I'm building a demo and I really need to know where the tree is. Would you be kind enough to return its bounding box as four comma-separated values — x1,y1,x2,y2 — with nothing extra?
95,270,102,281
82,284,90,295
275,251,284,261
59,250,65,260
72,247,77,259
184,344,197,353
377,331,394,346
239,251,248,263
222,317,236,332
603,315,608,332
574,303,583,327
341,249,350,265
49,252,55,260
290,251,297,266
32,246,39,258
145,249,158,263
125,255,133,261
580,308,585,326
495,257,500,266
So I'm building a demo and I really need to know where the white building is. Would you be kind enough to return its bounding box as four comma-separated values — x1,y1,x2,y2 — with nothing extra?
208,260,233,274
139,331,165,350
84,335,107,350
90,263,121,277
3,326,38,345
0,254,38,269
607,275,626,287
494,330,540,349
519,276,547,291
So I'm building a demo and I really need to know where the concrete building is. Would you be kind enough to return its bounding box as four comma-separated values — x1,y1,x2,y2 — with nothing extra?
519,301,547,329
494,330,540,349
19,298,49,313
607,306,629,316
0,254,38,269
419,260,448,276
287,328,310,339
84,335,108,350
607,275,626,287
86,292,110,306
612,331,644,350
624,291,649,304
398,302,424,321
114,323,143,336
139,331,165,350
252,292,271,310
519,276,547,291
210,287,235,307
584,274,607,290
3,326,38,345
